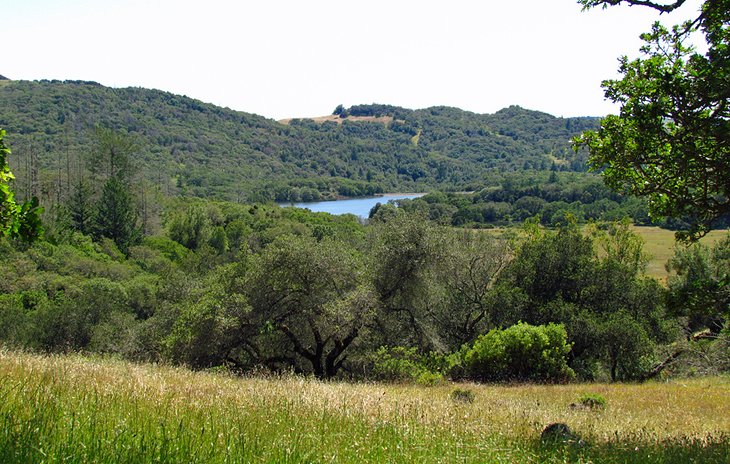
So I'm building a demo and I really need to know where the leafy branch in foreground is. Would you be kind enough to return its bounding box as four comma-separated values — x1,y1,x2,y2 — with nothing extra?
579,1,691,14
0,129,42,241
574,0,729,240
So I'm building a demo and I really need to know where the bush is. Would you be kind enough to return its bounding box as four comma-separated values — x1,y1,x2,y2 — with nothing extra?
463,322,575,382
578,393,606,409
0,294,30,345
416,370,445,386
370,346,446,384
371,346,425,381
450,388,475,403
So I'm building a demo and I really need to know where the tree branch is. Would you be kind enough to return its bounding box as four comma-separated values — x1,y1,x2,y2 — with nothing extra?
279,324,316,361
582,0,689,13
639,349,684,381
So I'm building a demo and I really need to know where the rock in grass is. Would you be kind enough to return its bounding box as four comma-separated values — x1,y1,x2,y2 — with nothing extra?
541,423,575,444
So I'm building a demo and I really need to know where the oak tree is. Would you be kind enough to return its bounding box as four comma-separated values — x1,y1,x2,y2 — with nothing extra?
574,0,729,240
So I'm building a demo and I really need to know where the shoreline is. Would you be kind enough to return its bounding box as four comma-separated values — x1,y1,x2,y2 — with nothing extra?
280,192,427,206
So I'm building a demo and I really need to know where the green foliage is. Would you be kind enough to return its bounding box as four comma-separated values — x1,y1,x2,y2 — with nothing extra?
596,310,655,381
93,176,141,254
245,235,377,378
0,81,596,202
166,272,250,369
667,234,730,330
397,170,675,231
0,129,43,241
492,221,677,380
167,205,212,250
0,193,700,382
0,294,31,345
371,346,433,382
68,179,94,235
368,346,452,385
367,213,445,350
432,229,512,349
575,0,730,240
0,231,170,355
368,212,440,313
140,235,190,263
463,322,575,382
208,225,229,254
88,126,137,182
578,392,606,409
332,104,347,117
504,223,594,315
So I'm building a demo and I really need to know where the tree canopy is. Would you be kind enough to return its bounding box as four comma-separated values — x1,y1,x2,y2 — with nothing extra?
574,0,729,240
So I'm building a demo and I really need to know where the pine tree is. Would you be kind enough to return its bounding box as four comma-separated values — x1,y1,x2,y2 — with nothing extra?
69,179,94,235
94,176,140,253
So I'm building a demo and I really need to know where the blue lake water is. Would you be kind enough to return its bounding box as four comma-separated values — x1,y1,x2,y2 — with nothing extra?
281,193,425,218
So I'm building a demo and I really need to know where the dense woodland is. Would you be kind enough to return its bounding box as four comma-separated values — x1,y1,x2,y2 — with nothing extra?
0,78,728,383
0,80,596,203
1,187,728,381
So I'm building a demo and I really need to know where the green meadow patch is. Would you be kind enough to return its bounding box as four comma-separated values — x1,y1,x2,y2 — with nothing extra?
1,350,728,463
628,226,728,281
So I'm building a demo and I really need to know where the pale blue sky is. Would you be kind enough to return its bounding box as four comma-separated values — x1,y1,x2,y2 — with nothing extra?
3,0,704,120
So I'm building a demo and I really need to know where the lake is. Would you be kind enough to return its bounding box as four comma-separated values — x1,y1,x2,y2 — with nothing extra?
281,193,425,217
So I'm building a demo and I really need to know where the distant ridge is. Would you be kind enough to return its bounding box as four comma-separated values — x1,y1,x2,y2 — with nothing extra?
0,75,9,80
0,79,599,202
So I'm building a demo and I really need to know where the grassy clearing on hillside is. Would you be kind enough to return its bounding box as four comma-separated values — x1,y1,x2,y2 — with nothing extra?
1,350,728,463
278,115,394,126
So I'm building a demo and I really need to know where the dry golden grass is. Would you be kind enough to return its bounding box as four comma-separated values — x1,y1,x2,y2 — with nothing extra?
278,115,394,126
629,226,728,281
1,349,728,463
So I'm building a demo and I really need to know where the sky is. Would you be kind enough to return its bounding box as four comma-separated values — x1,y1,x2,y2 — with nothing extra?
3,0,705,121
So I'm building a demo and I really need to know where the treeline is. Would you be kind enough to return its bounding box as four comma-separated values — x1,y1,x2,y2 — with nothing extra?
2,193,727,381
391,171,730,230
0,80,597,204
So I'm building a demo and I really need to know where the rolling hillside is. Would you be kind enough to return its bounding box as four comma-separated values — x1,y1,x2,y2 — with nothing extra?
0,79,598,202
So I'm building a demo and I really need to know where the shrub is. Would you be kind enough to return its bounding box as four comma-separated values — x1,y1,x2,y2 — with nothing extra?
370,346,446,384
416,370,445,386
0,294,30,345
463,322,575,382
371,346,426,381
142,236,190,262
450,388,475,403
578,393,606,409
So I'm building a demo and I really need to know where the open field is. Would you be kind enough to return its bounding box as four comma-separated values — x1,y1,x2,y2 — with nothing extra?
629,226,728,281
1,350,728,463
483,226,728,282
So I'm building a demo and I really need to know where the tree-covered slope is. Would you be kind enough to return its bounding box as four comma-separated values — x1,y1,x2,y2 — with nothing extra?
0,80,598,202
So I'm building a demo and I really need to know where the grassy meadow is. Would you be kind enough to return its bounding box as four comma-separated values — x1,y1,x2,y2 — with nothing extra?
1,349,728,463
484,225,729,282
628,226,728,281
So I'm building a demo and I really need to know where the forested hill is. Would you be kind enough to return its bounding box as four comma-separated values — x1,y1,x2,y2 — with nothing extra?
0,79,599,202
